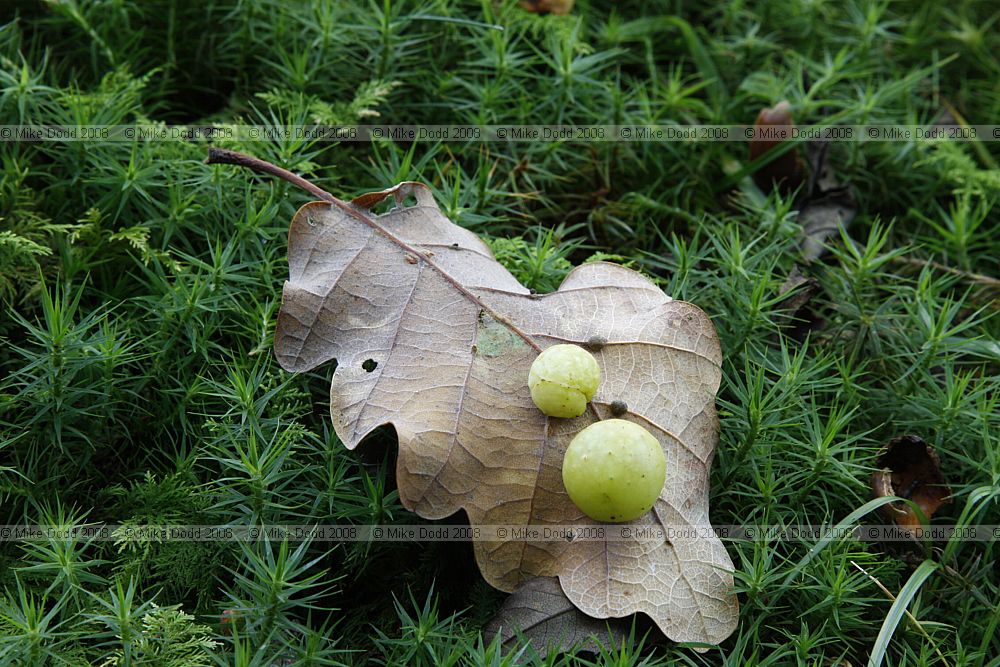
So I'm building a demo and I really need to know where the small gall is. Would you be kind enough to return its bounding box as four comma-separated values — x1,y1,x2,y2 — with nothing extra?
527,344,601,418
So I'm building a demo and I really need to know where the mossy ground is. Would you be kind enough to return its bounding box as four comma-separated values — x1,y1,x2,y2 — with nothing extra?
1,1,998,665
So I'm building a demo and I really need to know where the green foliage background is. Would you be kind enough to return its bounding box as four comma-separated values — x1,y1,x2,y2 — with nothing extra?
0,0,998,664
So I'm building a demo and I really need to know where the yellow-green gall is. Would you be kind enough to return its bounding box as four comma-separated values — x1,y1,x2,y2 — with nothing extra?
527,344,601,418
562,419,666,523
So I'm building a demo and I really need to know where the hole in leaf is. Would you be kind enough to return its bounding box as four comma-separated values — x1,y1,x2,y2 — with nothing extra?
362,359,378,372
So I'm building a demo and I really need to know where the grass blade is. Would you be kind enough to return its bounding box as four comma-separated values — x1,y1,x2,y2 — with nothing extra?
868,559,938,667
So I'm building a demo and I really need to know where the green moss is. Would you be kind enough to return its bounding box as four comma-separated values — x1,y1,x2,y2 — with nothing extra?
0,0,998,664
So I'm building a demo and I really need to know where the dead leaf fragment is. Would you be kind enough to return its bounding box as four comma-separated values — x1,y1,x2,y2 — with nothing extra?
778,264,819,315
798,188,858,261
220,609,240,635
484,577,632,653
744,106,858,260
871,436,952,530
749,101,806,194
520,0,575,14
797,137,858,260
272,181,738,644
776,265,822,341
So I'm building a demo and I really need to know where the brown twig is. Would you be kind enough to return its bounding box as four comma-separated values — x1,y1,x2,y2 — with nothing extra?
206,148,336,203
205,148,543,352
891,256,1000,291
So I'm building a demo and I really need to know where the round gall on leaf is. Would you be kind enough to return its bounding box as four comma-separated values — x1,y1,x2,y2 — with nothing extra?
527,344,601,418
562,419,666,523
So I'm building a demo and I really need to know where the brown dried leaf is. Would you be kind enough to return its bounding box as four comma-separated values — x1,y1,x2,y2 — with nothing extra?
484,576,632,653
274,182,738,644
520,0,575,14
871,436,952,530
749,101,806,194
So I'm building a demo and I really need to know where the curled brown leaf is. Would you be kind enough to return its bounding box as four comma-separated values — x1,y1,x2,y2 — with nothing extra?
871,435,952,530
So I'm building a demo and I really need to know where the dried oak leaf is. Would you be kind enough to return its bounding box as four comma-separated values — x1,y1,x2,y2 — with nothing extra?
274,182,738,645
484,576,634,653
871,435,952,530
